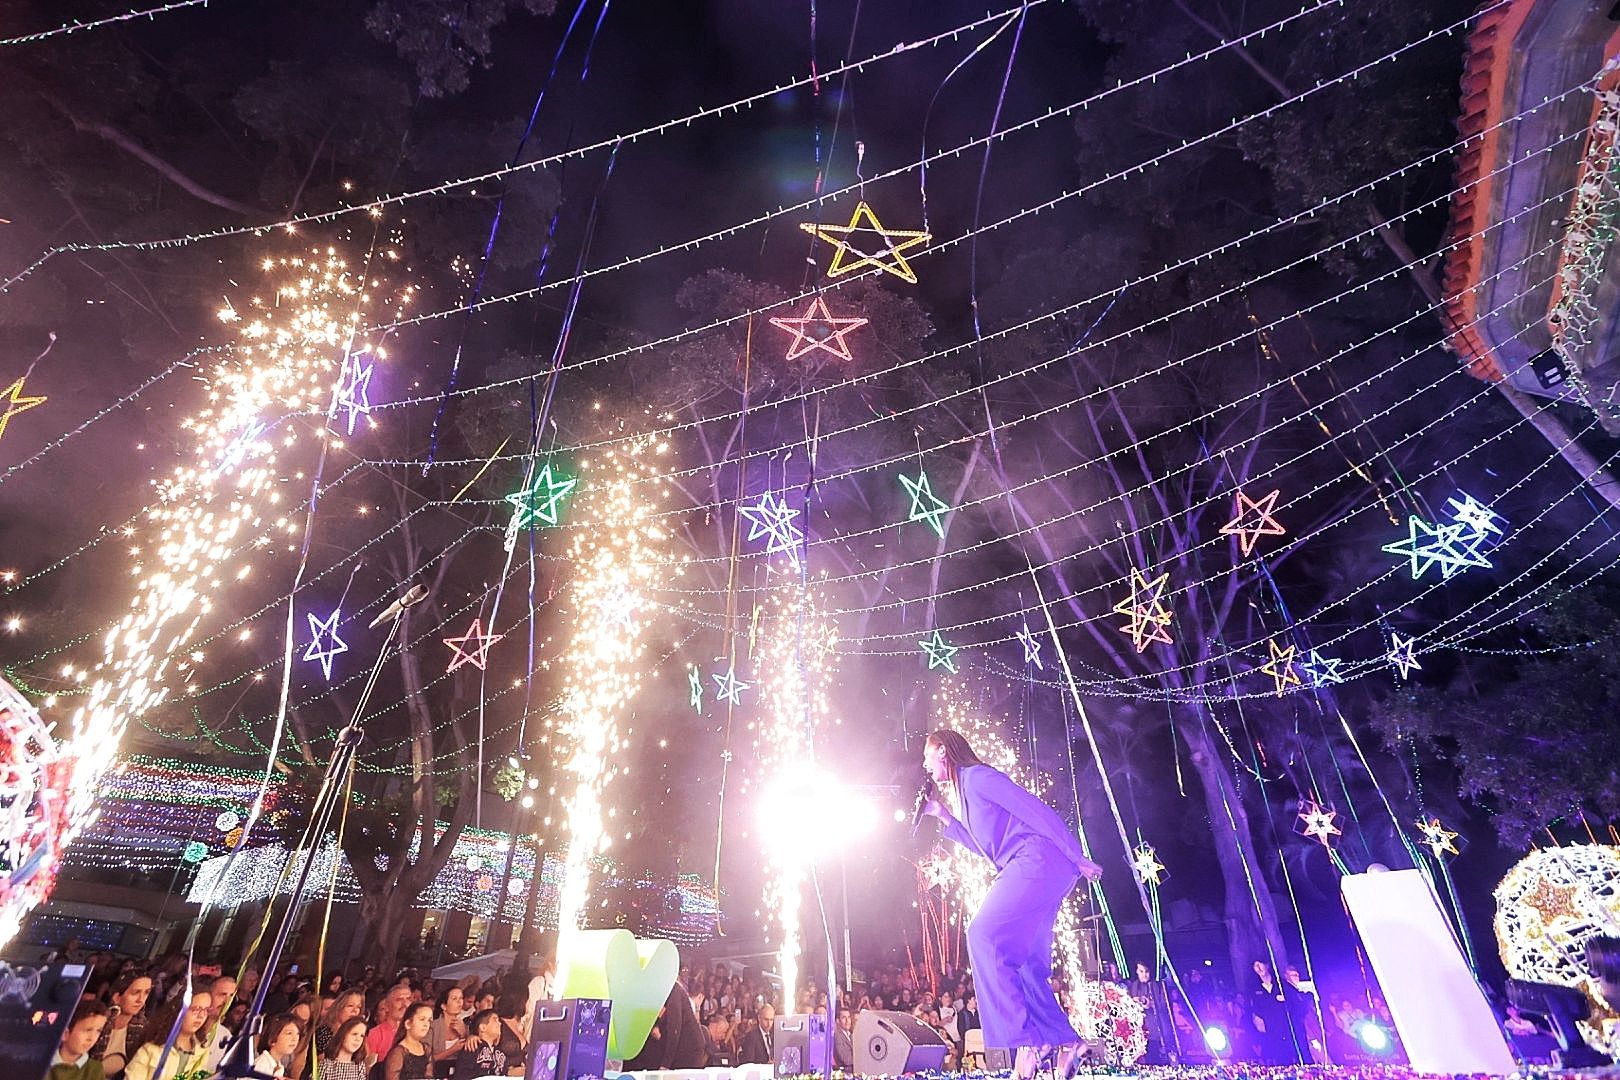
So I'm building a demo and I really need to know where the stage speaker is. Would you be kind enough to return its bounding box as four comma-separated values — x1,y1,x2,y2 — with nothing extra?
527,998,612,1080
773,1013,830,1077
0,959,89,1080
854,1010,949,1076
984,1046,1013,1070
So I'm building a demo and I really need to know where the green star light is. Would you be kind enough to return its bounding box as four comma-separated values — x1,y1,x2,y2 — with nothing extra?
919,629,959,672
506,462,577,529
900,467,950,538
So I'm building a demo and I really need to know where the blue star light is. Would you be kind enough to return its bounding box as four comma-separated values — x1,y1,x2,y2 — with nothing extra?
919,629,959,673
303,610,348,680
737,490,805,568
1015,621,1044,670
712,667,750,705
333,353,375,434
1381,516,1492,579
1296,648,1345,687
1386,631,1422,680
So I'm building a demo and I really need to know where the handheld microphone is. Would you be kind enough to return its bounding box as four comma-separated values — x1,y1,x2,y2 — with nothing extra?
368,583,429,628
907,776,937,839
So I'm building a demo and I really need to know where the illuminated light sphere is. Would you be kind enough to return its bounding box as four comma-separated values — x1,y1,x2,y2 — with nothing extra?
475,873,494,893
507,877,526,896
181,841,209,864
1204,1027,1230,1054
302,609,348,681
466,855,484,872
0,376,46,442
898,467,951,539
1219,488,1287,557
1110,569,1174,653
1493,843,1620,1053
918,629,959,673
0,677,71,947
215,810,241,833
444,619,503,673
768,295,869,362
798,200,931,283
1358,1021,1392,1053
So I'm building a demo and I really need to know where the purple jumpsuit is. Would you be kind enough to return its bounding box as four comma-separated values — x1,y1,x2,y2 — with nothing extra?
938,764,1089,1050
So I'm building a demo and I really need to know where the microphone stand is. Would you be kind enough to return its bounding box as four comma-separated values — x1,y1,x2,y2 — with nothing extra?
216,595,415,1078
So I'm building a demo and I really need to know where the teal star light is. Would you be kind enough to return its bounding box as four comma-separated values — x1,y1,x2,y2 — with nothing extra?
506,463,577,529
919,629,959,673
737,490,805,568
687,665,704,713
899,468,950,538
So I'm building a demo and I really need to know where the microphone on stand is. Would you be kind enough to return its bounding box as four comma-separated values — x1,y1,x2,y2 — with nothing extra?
908,776,938,839
368,583,429,628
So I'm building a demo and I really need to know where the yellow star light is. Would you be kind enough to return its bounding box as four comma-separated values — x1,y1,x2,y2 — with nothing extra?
768,295,869,361
1111,569,1174,653
1219,488,1287,557
1260,639,1301,696
1414,817,1459,858
1131,843,1166,887
1298,800,1342,846
799,201,931,284
0,376,46,441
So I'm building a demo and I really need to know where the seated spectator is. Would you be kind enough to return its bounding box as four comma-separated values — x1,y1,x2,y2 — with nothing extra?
122,991,213,1080
254,1014,302,1080
52,999,111,1080
318,1018,371,1080
704,1015,733,1067
453,1009,508,1078
93,970,154,1079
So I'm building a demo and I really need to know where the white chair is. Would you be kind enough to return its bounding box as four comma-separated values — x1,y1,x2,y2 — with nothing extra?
962,1027,986,1069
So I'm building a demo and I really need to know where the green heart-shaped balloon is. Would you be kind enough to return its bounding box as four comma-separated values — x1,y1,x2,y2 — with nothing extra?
556,928,679,1059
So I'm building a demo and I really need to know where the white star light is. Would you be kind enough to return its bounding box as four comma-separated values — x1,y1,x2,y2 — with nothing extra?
303,610,348,680
712,667,750,705
1446,491,1505,539
332,352,375,434
1382,516,1493,579
1386,632,1422,680
1015,621,1044,669
737,490,805,568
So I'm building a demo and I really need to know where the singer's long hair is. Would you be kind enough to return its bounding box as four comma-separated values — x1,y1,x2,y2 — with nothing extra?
925,728,985,787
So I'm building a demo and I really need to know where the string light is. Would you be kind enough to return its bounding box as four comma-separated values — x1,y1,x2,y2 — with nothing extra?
0,0,217,46
0,677,69,947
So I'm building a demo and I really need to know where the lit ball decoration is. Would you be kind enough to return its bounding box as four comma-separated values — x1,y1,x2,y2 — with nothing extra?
181,841,209,864
215,810,241,833
0,678,71,947
1493,844,1620,1052
1070,979,1147,1065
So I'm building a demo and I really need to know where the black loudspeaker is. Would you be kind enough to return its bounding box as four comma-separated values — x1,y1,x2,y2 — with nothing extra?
854,1010,949,1075
0,960,88,1080
985,1046,1013,1070
773,1013,831,1077
527,998,612,1080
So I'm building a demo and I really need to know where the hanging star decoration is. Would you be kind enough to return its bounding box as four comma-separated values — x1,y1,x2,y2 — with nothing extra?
1381,515,1492,579
1131,843,1166,887
1298,801,1342,846
1111,569,1175,653
1386,631,1422,680
1296,648,1345,688
1446,490,1505,541
214,418,268,477
919,629,960,673
737,490,805,567
687,665,704,713
302,610,348,680
899,467,951,538
1415,817,1460,858
1259,639,1301,696
1220,488,1287,557
332,354,375,435
712,667,750,706
0,376,46,441
505,462,577,530
768,296,869,361
444,619,503,673
799,201,931,284
1015,621,1044,670
602,588,640,630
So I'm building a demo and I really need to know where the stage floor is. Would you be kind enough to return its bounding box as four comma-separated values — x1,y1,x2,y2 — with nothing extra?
617,1066,1617,1080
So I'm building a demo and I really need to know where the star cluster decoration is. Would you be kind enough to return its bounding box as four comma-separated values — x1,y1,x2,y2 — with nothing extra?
1382,513,1492,580
1220,488,1287,557
1259,639,1301,696
768,296,868,361
302,609,348,680
1297,800,1342,846
0,376,46,441
1111,569,1174,652
799,201,931,284
919,629,959,673
444,619,503,673
1131,843,1166,887
737,490,805,568
900,467,951,538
